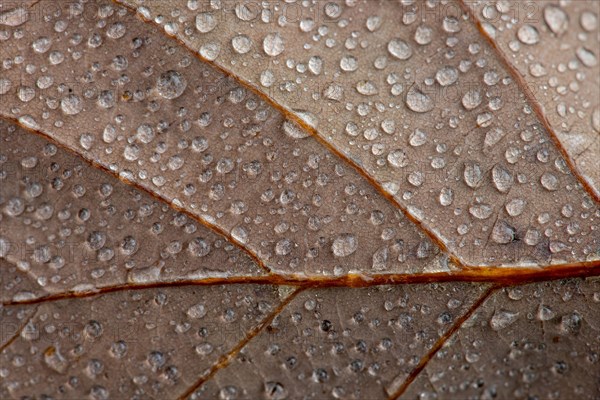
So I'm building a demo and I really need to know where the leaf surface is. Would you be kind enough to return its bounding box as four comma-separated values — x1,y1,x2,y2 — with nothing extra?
0,1,599,399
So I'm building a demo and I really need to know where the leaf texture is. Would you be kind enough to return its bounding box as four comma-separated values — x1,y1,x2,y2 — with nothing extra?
402,277,600,399
0,0,599,399
112,0,600,267
467,0,600,198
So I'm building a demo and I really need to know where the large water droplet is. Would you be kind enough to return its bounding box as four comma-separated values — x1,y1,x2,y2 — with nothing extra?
405,86,434,113
196,12,217,33
60,94,83,115
543,5,568,35
0,7,29,27
263,33,284,56
517,25,540,44
332,234,358,257
156,70,187,99
490,309,519,331
388,38,412,60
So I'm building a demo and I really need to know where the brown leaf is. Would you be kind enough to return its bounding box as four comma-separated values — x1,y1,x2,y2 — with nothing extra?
0,1,598,399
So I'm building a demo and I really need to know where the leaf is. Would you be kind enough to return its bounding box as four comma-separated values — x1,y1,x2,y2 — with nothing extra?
0,1,598,399
402,278,600,399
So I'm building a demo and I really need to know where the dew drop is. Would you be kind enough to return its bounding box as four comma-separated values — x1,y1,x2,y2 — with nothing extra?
199,42,220,61
283,120,310,139
405,86,434,113
491,164,513,193
387,149,408,168
469,204,493,220
60,94,83,115
490,309,519,331
195,12,217,33
388,38,412,60
439,187,453,206
187,303,207,319
540,172,559,191
0,7,29,27
263,33,284,57
435,66,458,86
156,70,187,100
517,25,539,44
491,220,516,244
232,35,252,54
462,89,482,110
543,5,568,35
340,55,358,72
332,234,357,257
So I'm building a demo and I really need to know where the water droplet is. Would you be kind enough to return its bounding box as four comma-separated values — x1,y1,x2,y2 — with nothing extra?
106,22,126,39
308,56,323,75
576,47,597,67
188,237,211,257
232,35,252,54
0,7,29,27
592,108,600,133
414,25,432,45
79,133,94,150
263,33,284,56
275,239,293,256
439,188,454,206
491,220,516,244
156,70,187,99
469,204,493,220
517,25,539,44
332,234,357,257
540,172,559,191
560,312,582,334
505,199,525,217
405,86,434,113
283,120,310,139
356,80,378,96
409,129,428,146
219,386,239,400
580,11,598,32
187,303,207,318
60,94,83,115
491,164,513,192
32,37,52,55
484,127,506,147
464,162,483,188
323,83,344,101
490,309,519,331
544,5,568,35
340,55,358,72
537,304,555,321
435,66,458,86
264,381,287,400
0,237,10,258
462,89,482,110
5,197,25,217
387,149,408,168
196,12,217,33
388,38,412,60
199,42,220,61
44,346,68,373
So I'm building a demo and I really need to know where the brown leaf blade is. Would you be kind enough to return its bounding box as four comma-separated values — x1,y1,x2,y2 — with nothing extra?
0,0,446,277
0,0,599,399
466,0,600,199
0,283,290,399
401,277,600,399
117,0,600,267
0,121,264,302
190,283,491,399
